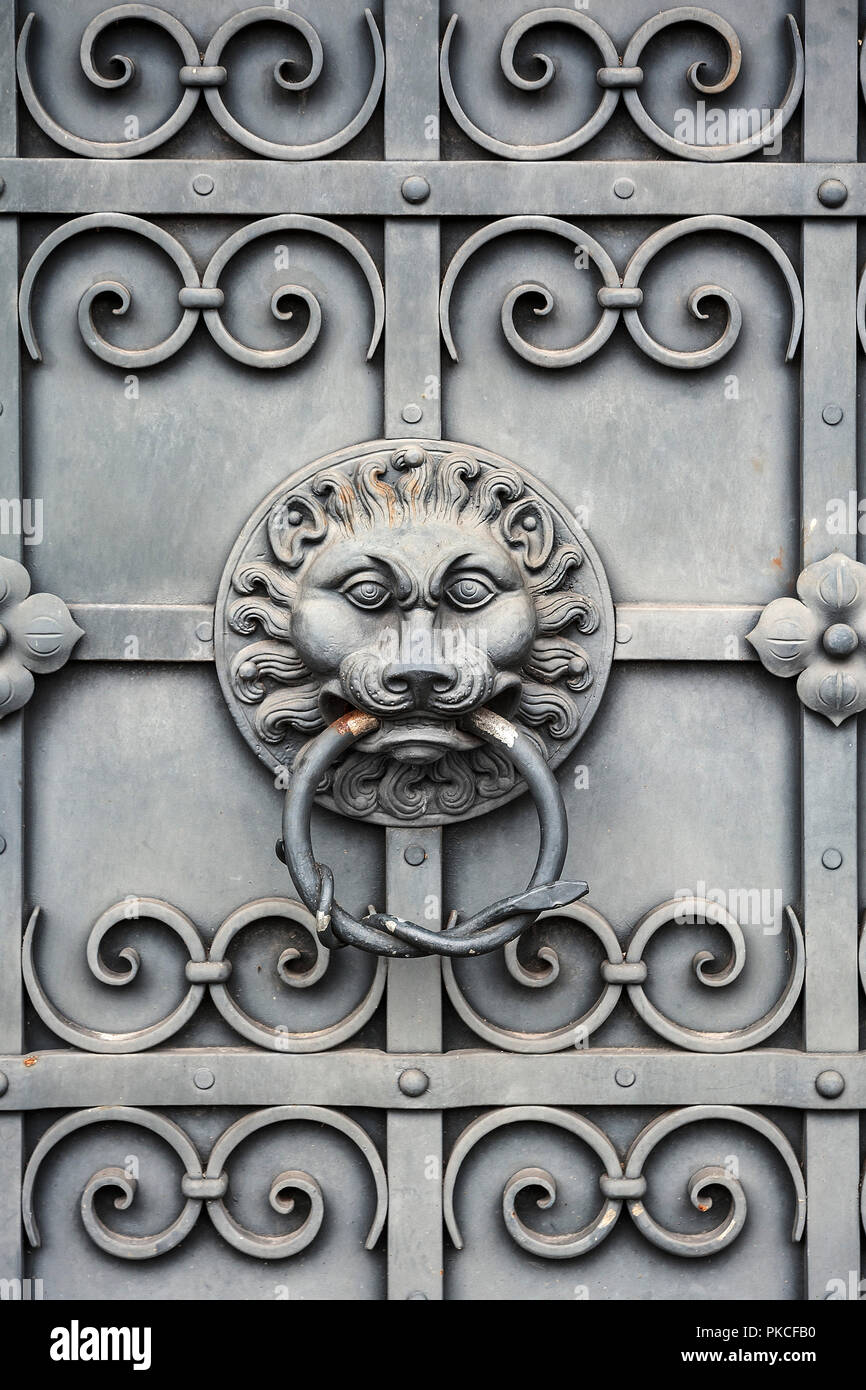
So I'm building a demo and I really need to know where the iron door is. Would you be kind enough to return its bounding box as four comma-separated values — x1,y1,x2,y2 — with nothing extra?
0,0,864,1303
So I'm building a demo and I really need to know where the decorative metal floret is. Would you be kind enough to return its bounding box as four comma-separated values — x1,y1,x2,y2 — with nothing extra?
747,552,866,725
0,556,83,718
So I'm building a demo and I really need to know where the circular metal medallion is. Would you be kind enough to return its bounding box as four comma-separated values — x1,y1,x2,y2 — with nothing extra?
215,438,614,825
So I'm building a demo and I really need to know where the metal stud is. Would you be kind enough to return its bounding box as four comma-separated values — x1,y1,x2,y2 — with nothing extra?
817,178,848,208
401,175,430,204
398,1068,429,1096
815,1070,845,1098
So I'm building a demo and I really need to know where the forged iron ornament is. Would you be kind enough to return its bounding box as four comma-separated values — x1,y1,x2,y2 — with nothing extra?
444,1104,805,1260
22,1103,805,1262
215,439,614,825
19,213,384,369
22,1105,387,1260
17,6,384,160
23,897,386,1053
18,213,803,373
280,706,588,958
441,215,803,370
0,556,83,719
748,552,866,724
22,894,803,1047
442,897,804,1053
441,8,803,162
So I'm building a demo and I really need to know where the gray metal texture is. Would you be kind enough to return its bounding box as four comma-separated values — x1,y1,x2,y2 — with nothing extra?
0,0,864,1303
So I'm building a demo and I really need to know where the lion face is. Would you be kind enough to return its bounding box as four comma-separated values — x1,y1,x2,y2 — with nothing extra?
290,515,537,764
216,441,614,824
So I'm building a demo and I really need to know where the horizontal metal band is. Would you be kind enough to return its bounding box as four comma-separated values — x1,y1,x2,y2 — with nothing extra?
600,1174,647,1198
178,286,225,309
596,67,643,88
0,1048,863,1110
178,65,227,88
613,604,761,661
69,605,214,661
66,603,761,664
597,286,643,308
180,1173,229,1198
0,160,862,217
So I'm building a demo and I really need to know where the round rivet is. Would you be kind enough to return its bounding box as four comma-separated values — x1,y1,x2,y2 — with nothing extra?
815,1069,845,1099
817,178,848,208
398,1068,429,1097
821,848,842,870
402,403,423,424
193,1068,215,1090
275,838,286,864
192,174,215,196
0,835,6,855
613,177,635,200
287,509,303,526
195,620,214,643
822,403,843,426
615,624,633,645
402,445,426,467
615,1067,636,1088
0,1071,7,1096
823,623,858,657
401,175,430,204
404,845,426,866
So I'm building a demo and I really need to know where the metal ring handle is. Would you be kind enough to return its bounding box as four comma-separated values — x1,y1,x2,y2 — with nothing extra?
281,708,588,958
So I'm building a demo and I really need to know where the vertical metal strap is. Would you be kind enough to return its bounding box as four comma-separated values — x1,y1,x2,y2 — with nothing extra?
382,0,443,1300
0,0,23,1282
801,0,860,1303
385,830,443,1300
383,0,440,441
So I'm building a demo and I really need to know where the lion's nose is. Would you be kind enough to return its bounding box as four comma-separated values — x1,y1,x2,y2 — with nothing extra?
382,662,458,707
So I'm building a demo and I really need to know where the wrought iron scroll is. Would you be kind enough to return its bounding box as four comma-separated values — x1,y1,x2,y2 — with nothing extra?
23,898,387,1052
17,7,384,160
23,1106,387,1260
19,214,384,369
442,896,804,1053
444,1105,806,1259
440,216,802,370
441,8,803,161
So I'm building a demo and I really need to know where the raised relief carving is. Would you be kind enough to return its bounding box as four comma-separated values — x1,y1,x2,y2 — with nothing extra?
215,440,614,824
0,557,83,719
748,552,866,725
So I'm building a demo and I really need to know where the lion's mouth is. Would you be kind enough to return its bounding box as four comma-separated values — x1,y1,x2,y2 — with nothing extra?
355,717,482,763
318,675,521,763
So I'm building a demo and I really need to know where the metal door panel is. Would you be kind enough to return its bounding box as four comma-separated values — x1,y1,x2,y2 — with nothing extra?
22,216,384,602
26,666,385,1050
0,0,863,1306
442,218,801,602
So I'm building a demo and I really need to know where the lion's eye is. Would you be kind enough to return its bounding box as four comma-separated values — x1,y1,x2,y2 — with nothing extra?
444,575,496,610
343,578,391,610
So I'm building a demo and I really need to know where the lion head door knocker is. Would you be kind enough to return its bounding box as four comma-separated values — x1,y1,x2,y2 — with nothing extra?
215,440,614,958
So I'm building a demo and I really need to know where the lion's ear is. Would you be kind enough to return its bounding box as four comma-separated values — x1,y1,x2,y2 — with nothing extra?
500,498,554,570
268,494,328,568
